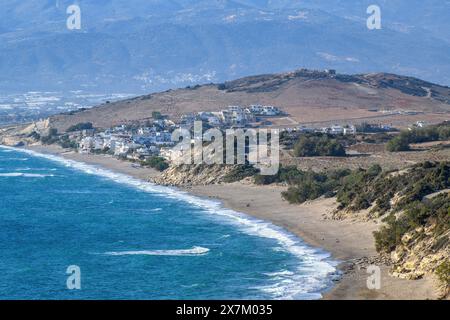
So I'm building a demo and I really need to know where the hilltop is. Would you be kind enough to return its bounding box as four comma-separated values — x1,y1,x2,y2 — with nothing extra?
49,69,450,132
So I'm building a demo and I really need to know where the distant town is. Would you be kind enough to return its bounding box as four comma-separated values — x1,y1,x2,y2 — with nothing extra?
68,103,424,163
76,105,284,160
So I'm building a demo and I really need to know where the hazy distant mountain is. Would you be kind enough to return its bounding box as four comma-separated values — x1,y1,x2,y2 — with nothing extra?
1,0,450,92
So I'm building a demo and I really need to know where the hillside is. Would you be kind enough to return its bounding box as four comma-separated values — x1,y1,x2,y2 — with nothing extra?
49,69,450,132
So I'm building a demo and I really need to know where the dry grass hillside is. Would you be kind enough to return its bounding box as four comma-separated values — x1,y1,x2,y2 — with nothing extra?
49,69,450,132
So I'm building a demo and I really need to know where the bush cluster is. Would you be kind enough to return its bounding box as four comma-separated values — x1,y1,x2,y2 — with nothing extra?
373,193,449,253
223,165,259,183
142,156,169,171
66,122,93,132
293,134,346,157
387,122,450,152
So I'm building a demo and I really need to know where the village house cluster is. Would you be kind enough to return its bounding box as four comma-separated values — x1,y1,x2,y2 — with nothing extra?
70,105,416,163
76,119,176,160
181,105,282,128
282,124,357,135
73,105,282,160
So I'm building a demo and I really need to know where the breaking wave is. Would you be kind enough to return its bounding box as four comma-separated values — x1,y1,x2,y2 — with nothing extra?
0,145,339,300
0,172,54,178
103,246,210,256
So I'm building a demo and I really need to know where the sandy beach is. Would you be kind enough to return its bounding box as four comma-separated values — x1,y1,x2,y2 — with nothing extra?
24,144,440,300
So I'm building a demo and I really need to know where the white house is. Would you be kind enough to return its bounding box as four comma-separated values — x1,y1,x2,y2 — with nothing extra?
114,141,130,156
330,125,344,135
79,137,94,153
343,125,356,135
250,105,264,114
261,106,280,116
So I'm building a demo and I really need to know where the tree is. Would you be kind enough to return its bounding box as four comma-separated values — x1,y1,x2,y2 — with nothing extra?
142,156,169,171
294,135,346,157
152,111,164,120
386,133,410,152
67,122,93,132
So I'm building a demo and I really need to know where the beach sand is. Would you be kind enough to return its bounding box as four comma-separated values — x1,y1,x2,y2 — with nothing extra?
25,144,440,300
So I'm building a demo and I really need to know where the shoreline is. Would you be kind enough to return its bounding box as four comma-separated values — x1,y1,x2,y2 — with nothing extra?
18,144,440,300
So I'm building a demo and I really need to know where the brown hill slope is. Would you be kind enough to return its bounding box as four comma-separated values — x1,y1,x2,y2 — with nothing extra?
50,69,450,132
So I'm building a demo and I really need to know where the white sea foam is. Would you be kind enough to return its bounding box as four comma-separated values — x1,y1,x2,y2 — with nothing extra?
0,145,339,300
0,158,29,161
104,246,210,256
0,172,54,178
14,167,57,171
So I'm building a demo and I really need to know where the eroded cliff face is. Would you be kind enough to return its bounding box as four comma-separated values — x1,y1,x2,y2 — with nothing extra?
0,120,50,147
152,164,238,186
391,227,448,278
390,224,449,297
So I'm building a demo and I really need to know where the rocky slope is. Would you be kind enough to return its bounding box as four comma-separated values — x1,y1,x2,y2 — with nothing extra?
152,164,239,186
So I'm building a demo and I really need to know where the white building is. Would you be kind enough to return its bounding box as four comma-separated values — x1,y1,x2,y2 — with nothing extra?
250,105,264,114
249,105,281,116
343,125,356,135
330,125,344,135
261,106,280,116
114,141,130,156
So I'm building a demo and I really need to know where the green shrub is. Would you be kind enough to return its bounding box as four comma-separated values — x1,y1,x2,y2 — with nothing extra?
386,122,450,152
436,260,450,289
281,169,352,204
254,174,279,185
67,122,93,132
386,133,410,152
223,165,259,183
254,165,306,185
374,214,409,253
152,111,164,120
374,193,450,253
142,156,169,171
293,134,346,157
58,135,78,149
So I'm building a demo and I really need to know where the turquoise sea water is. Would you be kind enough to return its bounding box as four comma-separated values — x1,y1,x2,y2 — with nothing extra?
0,146,338,300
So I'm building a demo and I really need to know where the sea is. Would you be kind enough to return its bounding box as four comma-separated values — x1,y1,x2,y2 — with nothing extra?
0,146,338,300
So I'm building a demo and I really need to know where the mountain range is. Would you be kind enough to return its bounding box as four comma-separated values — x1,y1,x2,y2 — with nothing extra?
1,0,450,92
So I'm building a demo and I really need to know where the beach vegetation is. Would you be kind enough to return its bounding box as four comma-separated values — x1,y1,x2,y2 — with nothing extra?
436,260,450,292
223,165,259,183
40,128,59,145
142,156,169,171
280,168,352,204
374,193,450,253
58,135,78,149
281,161,449,216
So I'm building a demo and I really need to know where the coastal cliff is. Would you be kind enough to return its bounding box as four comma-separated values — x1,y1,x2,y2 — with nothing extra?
152,164,253,186
154,161,450,298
